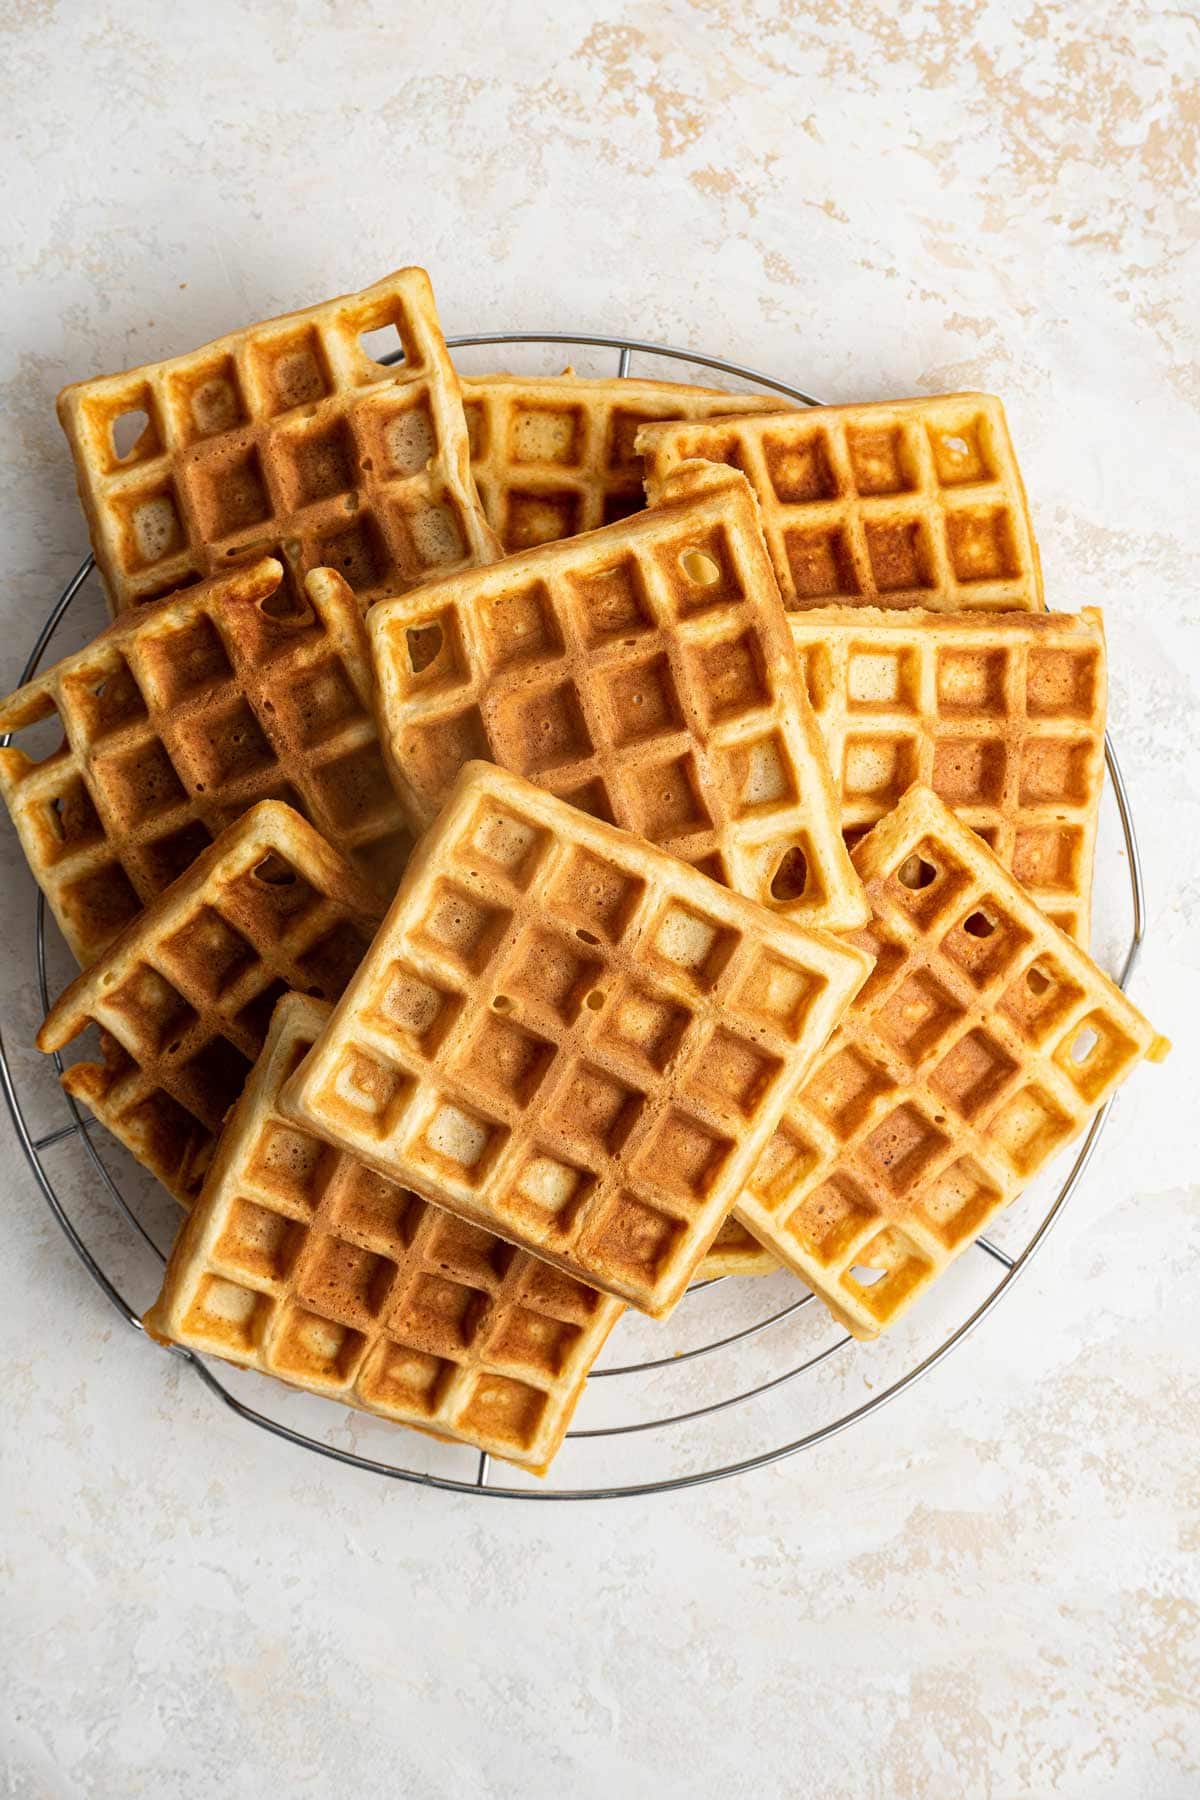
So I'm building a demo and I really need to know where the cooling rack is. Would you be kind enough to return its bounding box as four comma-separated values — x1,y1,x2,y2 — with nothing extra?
0,330,1148,1500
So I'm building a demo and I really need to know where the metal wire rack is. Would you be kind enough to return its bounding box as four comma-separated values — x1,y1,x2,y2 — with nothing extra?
0,330,1149,1501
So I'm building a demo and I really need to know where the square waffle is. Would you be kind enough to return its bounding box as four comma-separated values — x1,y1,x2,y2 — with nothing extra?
732,785,1169,1338
37,801,382,1203
57,267,501,615
0,558,412,966
790,606,1106,944
637,393,1043,612
278,761,873,1318
463,371,784,550
144,994,622,1476
368,460,867,934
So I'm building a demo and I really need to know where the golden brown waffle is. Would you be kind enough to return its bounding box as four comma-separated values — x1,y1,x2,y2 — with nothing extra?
733,785,1169,1339
637,394,1043,612
790,607,1106,944
369,461,867,934
0,559,411,966
463,372,784,550
696,1215,777,1278
57,268,501,615
37,802,382,1203
145,994,622,1475
278,761,872,1318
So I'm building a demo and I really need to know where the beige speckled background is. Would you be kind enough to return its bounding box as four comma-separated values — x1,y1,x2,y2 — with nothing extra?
1,4,1197,1796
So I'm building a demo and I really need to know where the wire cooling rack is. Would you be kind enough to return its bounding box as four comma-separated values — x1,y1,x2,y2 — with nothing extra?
0,331,1149,1500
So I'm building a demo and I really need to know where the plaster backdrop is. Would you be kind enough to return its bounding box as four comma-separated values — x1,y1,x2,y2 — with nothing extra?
2,3,1198,1797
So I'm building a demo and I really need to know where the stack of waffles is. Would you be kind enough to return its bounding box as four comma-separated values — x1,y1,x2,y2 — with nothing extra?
0,267,1167,1475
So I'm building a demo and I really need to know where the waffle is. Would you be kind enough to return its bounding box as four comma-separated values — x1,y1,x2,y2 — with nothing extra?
696,1215,777,1278
144,994,622,1475
637,394,1043,613
0,559,412,966
790,606,1106,944
278,761,872,1317
463,372,784,550
37,802,382,1203
369,461,867,934
732,785,1169,1339
57,267,501,615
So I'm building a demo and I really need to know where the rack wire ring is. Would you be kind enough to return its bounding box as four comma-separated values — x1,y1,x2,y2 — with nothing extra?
0,329,1148,1500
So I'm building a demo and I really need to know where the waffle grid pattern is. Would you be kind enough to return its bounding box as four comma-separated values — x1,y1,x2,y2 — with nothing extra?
146,995,622,1475
57,268,500,613
734,787,1168,1338
0,560,411,965
37,802,382,1203
281,763,871,1317
637,394,1043,613
790,606,1106,943
464,373,783,550
369,465,866,932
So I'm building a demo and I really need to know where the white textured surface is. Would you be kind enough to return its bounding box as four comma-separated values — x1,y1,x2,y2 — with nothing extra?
2,4,1198,1796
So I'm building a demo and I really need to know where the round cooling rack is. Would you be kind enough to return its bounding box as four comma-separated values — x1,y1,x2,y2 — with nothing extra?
0,331,1149,1501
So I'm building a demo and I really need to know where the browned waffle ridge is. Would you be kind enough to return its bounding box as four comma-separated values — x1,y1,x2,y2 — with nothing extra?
57,267,500,614
732,785,1169,1339
278,761,873,1318
368,461,867,934
463,371,784,550
695,1215,778,1278
37,801,383,1202
144,993,623,1476
790,606,1106,944
637,394,1043,613
0,559,411,965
